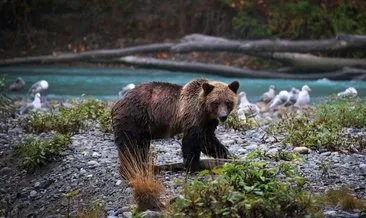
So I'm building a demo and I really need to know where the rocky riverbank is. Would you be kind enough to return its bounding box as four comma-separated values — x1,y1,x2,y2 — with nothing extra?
0,103,366,218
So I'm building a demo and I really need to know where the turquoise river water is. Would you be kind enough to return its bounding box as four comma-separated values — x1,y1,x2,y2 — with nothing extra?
1,66,366,103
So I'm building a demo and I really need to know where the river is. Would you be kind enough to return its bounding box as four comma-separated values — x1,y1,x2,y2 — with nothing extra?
1,66,366,103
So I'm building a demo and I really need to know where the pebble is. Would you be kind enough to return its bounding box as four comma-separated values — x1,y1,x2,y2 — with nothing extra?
293,147,310,154
266,148,278,156
30,190,37,198
34,182,40,188
139,210,164,218
87,160,100,167
359,164,366,171
0,167,11,174
92,152,101,157
245,144,258,151
237,148,247,154
323,210,360,218
122,211,132,218
321,152,331,156
116,180,122,186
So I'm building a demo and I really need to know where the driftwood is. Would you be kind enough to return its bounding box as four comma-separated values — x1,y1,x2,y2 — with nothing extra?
270,53,366,71
173,33,366,53
1,33,366,80
93,56,366,80
0,43,173,66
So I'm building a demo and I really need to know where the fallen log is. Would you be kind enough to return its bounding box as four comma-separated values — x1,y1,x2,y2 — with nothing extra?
1,33,366,68
92,56,366,80
270,53,366,71
0,43,173,66
172,33,366,53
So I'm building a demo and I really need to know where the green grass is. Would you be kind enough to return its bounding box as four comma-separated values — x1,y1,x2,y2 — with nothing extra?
14,133,72,172
25,98,112,134
268,97,366,151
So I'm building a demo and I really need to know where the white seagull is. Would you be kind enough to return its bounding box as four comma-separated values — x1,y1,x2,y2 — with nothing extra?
284,87,300,107
9,77,26,91
118,83,136,99
28,80,49,95
337,87,358,97
269,90,289,109
237,92,260,118
295,85,312,106
260,85,276,104
19,93,43,115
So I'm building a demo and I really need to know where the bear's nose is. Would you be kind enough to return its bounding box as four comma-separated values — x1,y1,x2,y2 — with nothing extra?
219,116,228,122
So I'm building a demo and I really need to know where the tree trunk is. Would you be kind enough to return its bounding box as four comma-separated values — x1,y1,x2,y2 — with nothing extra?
173,33,366,53
92,56,366,80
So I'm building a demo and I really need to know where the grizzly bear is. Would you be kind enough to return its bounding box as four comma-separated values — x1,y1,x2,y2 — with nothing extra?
112,78,239,171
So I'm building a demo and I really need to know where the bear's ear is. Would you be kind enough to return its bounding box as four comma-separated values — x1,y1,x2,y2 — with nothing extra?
228,81,239,94
202,83,215,95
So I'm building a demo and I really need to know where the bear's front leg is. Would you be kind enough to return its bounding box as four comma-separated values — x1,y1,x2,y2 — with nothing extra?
182,127,202,172
201,132,230,159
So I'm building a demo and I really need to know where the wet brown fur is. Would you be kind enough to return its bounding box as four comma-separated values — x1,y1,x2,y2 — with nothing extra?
112,78,239,171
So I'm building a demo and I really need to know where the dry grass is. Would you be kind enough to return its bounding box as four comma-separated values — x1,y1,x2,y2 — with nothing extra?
118,148,164,212
324,187,366,211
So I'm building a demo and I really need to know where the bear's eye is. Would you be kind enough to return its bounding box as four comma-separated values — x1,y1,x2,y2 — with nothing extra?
211,102,219,108
226,101,233,108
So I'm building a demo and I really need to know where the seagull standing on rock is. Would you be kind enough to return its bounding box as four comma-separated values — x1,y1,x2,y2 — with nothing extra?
118,83,136,99
295,85,311,107
260,85,276,104
9,77,26,92
284,87,300,107
269,90,289,109
237,92,260,118
18,93,44,115
28,80,49,95
337,87,358,97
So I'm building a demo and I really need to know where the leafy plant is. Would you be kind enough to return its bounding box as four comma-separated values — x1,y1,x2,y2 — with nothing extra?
25,98,112,134
170,161,321,217
268,97,365,151
14,133,71,172
223,113,257,130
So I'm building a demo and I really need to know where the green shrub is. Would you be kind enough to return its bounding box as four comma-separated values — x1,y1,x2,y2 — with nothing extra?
170,161,320,217
0,77,15,116
25,98,112,134
246,148,301,162
316,96,366,129
268,97,365,151
14,133,71,172
223,113,257,130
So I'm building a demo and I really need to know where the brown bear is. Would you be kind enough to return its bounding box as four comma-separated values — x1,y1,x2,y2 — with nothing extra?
112,78,239,171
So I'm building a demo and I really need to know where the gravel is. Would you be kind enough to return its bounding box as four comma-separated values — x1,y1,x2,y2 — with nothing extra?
0,113,365,218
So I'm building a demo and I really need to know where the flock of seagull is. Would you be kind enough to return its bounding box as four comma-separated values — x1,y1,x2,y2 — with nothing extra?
6,77,360,118
237,84,358,119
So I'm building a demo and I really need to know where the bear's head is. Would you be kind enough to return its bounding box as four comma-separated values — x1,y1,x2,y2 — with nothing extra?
202,81,239,122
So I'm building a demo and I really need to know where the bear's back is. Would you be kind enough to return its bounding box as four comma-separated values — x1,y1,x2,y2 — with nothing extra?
112,81,183,139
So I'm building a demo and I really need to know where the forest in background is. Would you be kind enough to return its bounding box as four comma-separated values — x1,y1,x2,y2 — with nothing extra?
1,0,365,58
